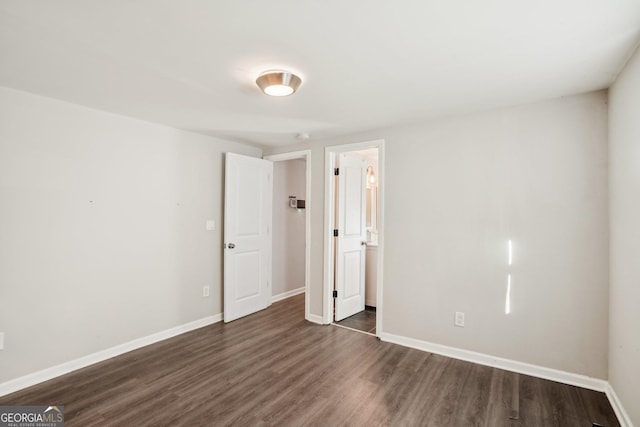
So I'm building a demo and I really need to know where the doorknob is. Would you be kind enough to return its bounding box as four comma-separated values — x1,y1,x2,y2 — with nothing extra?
227,243,236,249
361,241,367,246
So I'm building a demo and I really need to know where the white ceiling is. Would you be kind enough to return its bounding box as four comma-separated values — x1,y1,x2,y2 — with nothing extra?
1,1,639,147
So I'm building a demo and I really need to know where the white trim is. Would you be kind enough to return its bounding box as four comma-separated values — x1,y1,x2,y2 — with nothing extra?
0,314,222,398
264,150,312,325
323,140,385,334
271,287,305,303
375,142,384,336
323,148,333,324
379,331,608,392
605,383,633,427
305,314,325,325
2,306,631,427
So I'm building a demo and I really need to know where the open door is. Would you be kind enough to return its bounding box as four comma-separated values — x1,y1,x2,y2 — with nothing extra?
224,153,273,322
334,153,367,321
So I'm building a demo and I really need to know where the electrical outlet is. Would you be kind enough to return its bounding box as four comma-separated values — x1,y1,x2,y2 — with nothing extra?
455,312,465,327
203,286,210,297
0,332,4,350
206,220,215,231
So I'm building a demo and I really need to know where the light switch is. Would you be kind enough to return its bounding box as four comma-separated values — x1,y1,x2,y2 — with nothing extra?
455,312,465,327
206,220,215,231
0,332,4,350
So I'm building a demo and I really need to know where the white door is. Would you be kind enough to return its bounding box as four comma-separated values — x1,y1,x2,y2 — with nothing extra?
335,154,367,321
224,153,273,322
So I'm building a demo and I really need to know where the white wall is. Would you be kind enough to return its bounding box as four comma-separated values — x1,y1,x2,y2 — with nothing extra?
272,159,306,297
0,87,261,384
266,91,609,379
609,45,640,425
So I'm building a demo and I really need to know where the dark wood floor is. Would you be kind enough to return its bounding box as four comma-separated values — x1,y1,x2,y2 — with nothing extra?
335,305,377,334
0,294,619,426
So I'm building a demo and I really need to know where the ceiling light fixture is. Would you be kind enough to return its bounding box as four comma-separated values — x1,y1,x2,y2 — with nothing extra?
256,70,302,96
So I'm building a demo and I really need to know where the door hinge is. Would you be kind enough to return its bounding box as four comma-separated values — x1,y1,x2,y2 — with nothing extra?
333,229,338,237
332,290,338,298
334,168,339,176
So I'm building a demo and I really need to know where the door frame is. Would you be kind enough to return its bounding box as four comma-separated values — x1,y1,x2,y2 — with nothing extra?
263,150,312,322
323,139,385,335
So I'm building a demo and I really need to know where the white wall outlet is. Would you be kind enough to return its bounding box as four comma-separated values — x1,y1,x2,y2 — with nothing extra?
0,332,4,350
206,220,215,231
203,286,210,297
455,312,465,327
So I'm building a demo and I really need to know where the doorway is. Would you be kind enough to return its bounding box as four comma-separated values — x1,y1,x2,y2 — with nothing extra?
323,140,385,336
263,150,312,321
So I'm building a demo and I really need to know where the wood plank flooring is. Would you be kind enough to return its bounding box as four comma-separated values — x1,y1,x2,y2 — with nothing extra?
0,294,620,426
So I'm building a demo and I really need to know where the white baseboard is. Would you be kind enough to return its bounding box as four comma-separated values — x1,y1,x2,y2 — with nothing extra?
2,314,631,427
605,383,633,427
306,314,325,325
379,331,607,392
0,313,223,398
272,287,305,303
382,331,634,425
